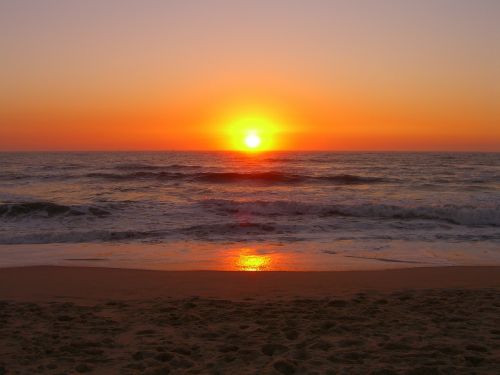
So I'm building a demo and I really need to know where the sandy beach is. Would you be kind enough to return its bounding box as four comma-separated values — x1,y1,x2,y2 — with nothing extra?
0,266,499,374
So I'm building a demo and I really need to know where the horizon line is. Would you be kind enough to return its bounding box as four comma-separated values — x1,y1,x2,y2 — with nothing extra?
0,149,499,153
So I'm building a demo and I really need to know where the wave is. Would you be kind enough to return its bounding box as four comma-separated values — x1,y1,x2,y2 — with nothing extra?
85,171,186,180
318,174,386,184
112,163,202,171
0,222,290,244
0,174,29,181
0,229,160,244
343,255,428,264
0,202,110,218
202,199,500,227
181,222,288,238
193,171,304,184
85,171,388,185
264,157,299,163
264,156,333,164
39,163,85,170
195,172,386,184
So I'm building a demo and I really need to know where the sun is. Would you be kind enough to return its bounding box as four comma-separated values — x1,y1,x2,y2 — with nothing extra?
244,133,261,149
222,112,280,151
215,104,290,151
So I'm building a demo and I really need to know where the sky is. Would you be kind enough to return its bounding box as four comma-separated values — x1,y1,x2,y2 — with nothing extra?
1,0,499,151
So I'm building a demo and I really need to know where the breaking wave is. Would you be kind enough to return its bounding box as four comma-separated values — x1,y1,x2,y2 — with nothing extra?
0,229,161,244
0,202,111,218
112,163,202,171
181,222,293,238
202,199,500,227
0,223,292,244
85,171,388,185
85,171,186,180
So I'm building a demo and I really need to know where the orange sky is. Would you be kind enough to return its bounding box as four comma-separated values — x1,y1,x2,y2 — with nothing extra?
1,1,499,151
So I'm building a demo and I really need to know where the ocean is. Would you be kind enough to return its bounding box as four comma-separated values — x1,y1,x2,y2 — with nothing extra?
0,151,499,270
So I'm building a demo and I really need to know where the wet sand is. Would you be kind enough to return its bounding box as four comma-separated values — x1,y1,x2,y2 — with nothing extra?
0,266,499,374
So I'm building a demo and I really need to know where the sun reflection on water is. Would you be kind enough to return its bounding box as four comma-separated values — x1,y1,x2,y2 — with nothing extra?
222,248,284,271
237,252,272,271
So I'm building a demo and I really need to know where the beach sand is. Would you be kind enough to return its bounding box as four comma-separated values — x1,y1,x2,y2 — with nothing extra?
0,266,499,374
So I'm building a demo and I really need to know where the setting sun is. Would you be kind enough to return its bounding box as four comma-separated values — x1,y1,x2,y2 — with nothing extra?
244,133,261,149
221,111,283,151
237,253,271,271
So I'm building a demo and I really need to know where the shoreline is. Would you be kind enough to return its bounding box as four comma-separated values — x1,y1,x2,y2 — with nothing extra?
3,240,499,274
1,265,498,302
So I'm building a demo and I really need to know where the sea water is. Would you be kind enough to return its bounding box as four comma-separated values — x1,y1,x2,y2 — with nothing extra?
0,152,499,270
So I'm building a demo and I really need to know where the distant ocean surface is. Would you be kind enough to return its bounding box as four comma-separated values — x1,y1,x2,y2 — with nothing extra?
0,152,499,270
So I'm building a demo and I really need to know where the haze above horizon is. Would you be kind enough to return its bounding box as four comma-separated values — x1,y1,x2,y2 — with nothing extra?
1,0,499,151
